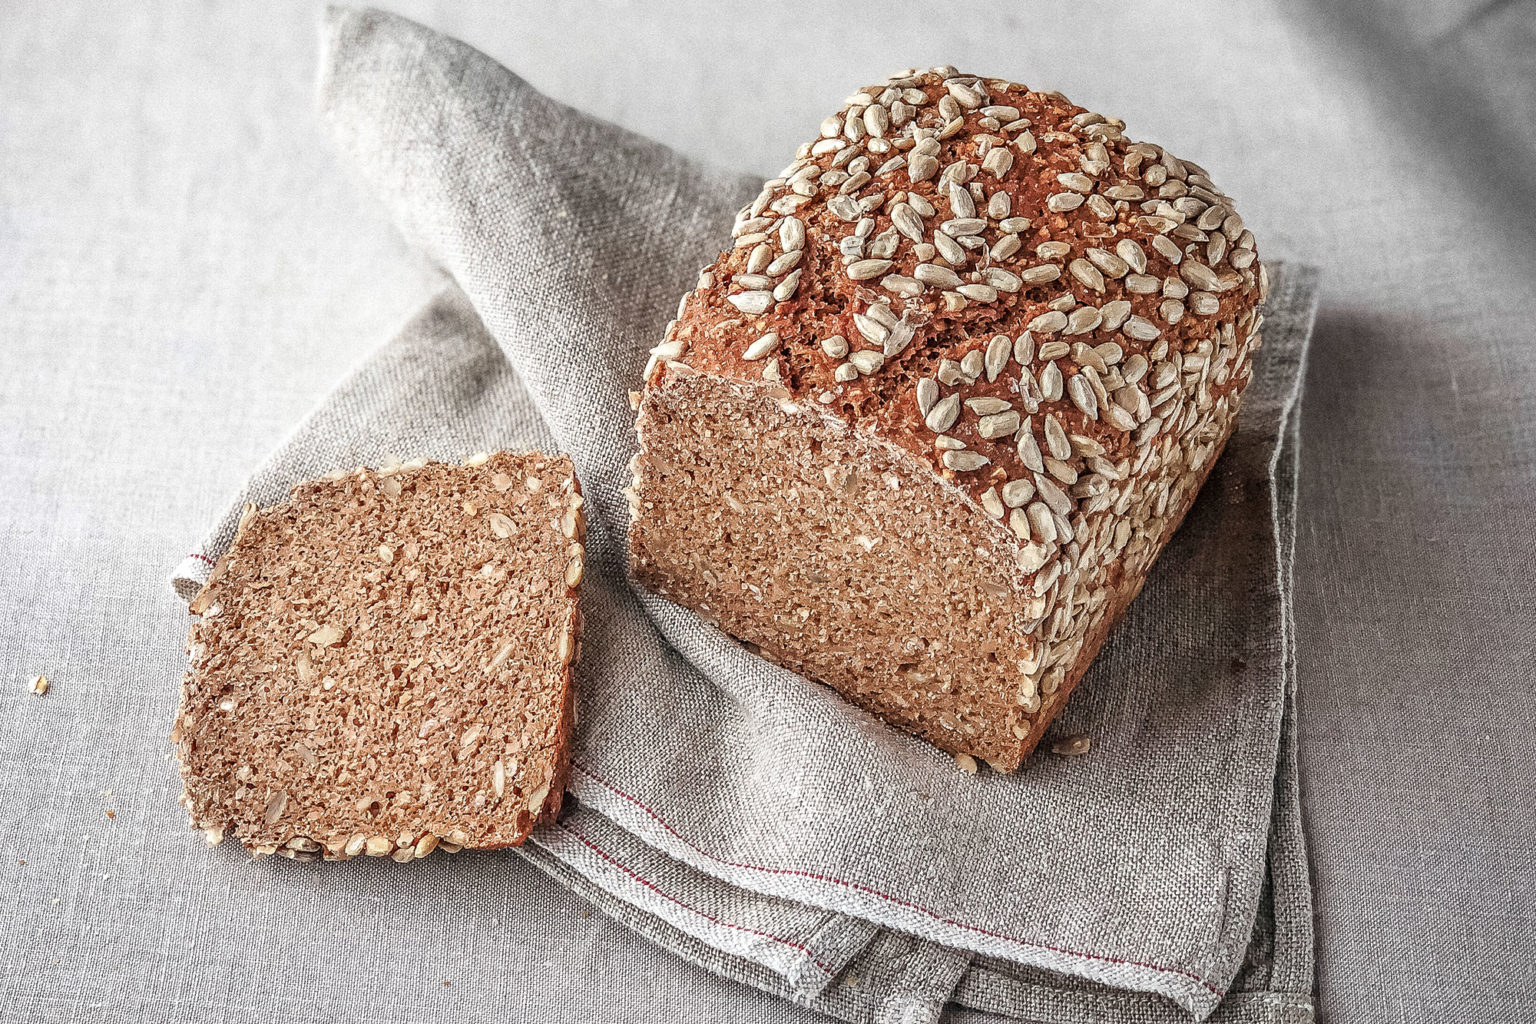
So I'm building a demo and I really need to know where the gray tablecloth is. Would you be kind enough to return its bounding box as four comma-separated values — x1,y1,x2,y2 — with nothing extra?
2,2,1533,1022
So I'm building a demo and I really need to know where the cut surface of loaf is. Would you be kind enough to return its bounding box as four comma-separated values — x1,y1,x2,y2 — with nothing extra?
174,452,585,861
628,67,1265,770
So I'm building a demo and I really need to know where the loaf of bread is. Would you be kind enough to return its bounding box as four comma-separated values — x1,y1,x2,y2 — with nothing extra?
628,68,1265,770
174,453,584,860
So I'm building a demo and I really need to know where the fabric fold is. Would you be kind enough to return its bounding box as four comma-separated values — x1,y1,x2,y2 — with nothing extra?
174,8,1319,1021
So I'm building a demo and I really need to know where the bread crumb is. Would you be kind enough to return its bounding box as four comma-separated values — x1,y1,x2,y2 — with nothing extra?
27,675,48,696
954,753,979,774
1050,734,1091,756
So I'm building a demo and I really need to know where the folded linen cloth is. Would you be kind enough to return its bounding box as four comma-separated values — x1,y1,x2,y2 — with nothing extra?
171,9,1319,1022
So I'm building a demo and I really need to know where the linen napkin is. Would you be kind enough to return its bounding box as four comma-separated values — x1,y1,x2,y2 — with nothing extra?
171,9,1319,1022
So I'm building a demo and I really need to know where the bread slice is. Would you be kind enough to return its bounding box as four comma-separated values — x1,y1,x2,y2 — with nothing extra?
173,452,584,861
628,68,1264,770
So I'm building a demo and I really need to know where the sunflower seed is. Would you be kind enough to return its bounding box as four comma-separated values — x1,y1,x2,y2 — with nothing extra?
946,80,984,108
940,217,986,235
1068,374,1099,419
916,378,939,417
957,283,998,302
925,393,961,432
914,263,961,288
1051,734,1092,756
979,410,1021,438
1064,306,1102,335
1180,261,1221,291
884,319,916,356
881,274,923,297
1125,273,1160,294
1190,291,1221,316
820,334,849,359
1087,248,1129,278
1027,502,1057,543
933,231,966,265
1207,233,1228,265
849,349,885,374
943,450,989,471
984,335,1012,381
989,233,1022,262
947,181,976,219
852,313,890,345
1039,359,1063,400
1035,474,1072,515
1068,259,1105,292
863,104,888,138
1096,300,1131,332
827,195,860,221
847,259,893,281
981,147,1013,179
1021,264,1061,284
766,249,802,275
1008,507,1032,540
992,476,1036,512
1046,193,1084,212
907,154,939,182
1043,414,1071,460
988,191,1012,220
980,487,1005,518
833,362,858,382
1160,299,1186,324
743,332,781,360
1122,315,1161,341
1013,332,1035,366
891,203,925,241
865,301,898,327
962,397,1008,417
728,291,773,315
1028,310,1067,334
1150,234,1182,264
780,217,805,251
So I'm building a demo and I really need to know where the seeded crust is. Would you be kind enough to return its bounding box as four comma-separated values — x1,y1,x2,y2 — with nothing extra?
629,67,1264,769
173,453,585,861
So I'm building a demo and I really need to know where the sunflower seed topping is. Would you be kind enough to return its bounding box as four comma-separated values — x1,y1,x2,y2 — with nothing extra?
849,349,885,374
914,263,962,288
1068,374,1099,419
966,396,1012,415
728,291,773,315
743,332,781,361
916,377,939,416
847,258,894,281
925,393,961,432
943,450,990,471
1068,259,1105,292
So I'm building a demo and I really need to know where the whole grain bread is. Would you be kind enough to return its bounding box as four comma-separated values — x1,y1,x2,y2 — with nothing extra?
628,67,1265,770
173,452,585,860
